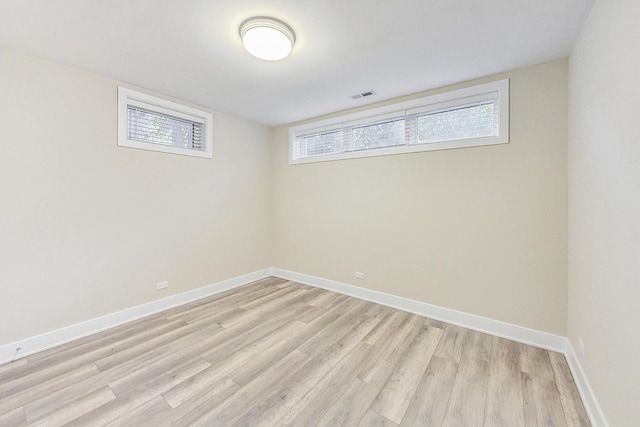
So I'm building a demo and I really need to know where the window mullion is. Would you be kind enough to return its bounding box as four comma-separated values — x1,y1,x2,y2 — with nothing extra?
343,127,352,152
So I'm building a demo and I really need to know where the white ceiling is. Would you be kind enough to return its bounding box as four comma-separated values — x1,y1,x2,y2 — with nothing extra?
0,0,594,127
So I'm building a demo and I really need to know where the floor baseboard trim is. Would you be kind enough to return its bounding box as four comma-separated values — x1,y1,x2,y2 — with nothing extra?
1,267,606,426
564,340,609,427
0,268,271,365
272,268,567,352
272,267,609,426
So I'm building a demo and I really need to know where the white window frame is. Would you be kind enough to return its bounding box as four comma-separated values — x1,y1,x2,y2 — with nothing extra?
118,87,213,159
289,79,509,164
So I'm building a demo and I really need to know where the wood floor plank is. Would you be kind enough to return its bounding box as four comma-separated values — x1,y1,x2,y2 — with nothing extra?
295,299,368,356
0,363,100,417
30,386,115,427
359,314,424,388
242,288,317,319
200,301,316,365
363,310,411,347
0,356,99,399
483,337,526,426
434,324,468,363
201,316,305,366
158,281,266,319
0,407,26,427
160,377,240,426
216,307,264,329
93,319,218,371
358,410,399,427
23,314,173,366
305,286,343,306
424,317,448,329
277,342,377,426
441,356,490,426
189,350,308,426
109,356,210,400
172,304,243,325
315,377,379,427
161,364,231,409
399,355,458,426
521,344,555,381
164,283,274,322
154,319,294,407
548,351,591,427
0,359,28,376
364,302,394,318
244,288,327,321
227,311,343,386
229,386,302,427
461,329,493,362
295,293,349,323
254,276,289,287
222,319,310,385
371,324,444,423
161,319,307,408
0,278,590,427
90,316,256,389
237,285,300,310
66,357,211,426
21,365,104,422
273,278,295,289
522,372,568,427
104,396,172,427
25,318,189,375
284,314,381,397
92,324,220,384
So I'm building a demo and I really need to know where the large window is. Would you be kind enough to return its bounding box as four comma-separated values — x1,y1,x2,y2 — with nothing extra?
289,79,509,164
118,87,213,159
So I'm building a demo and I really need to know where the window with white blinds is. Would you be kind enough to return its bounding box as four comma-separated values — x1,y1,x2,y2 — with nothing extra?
118,87,213,158
289,79,509,164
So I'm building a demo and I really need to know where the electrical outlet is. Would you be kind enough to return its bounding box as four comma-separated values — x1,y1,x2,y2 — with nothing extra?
355,272,365,279
578,338,585,356
156,281,169,290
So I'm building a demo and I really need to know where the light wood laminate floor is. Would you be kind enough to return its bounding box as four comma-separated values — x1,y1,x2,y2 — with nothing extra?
0,277,591,426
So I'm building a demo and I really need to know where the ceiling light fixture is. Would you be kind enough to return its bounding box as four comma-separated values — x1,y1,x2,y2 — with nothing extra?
239,17,295,61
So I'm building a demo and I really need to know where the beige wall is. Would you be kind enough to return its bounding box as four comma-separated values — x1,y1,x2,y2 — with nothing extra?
5,6,636,419
0,46,272,345
0,45,572,349
568,0,640,424
272,60,569,335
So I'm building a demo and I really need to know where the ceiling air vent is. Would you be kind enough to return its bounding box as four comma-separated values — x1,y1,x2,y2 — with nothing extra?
350,90,375,100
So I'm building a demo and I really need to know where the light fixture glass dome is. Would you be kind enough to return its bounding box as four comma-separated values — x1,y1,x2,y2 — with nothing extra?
239,17,295,61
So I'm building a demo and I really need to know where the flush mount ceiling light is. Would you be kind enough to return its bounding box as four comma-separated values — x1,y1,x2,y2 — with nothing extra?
239,17,295,61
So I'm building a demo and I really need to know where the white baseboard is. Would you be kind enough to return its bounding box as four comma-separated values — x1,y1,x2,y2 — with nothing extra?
272,268,609,426
0,268,271,365
272,268,566,352
0,266,607,426
564,340,610,427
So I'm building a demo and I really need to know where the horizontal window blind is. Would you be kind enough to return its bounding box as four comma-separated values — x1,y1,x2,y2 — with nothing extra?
127,106,204,151
350,118,406,151
414,100,498,145
302,130,343,157
289,79,509,164
118,87,213,159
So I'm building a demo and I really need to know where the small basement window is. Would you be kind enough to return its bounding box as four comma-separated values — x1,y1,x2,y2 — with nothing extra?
118,87,213,158
289,79,509,164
